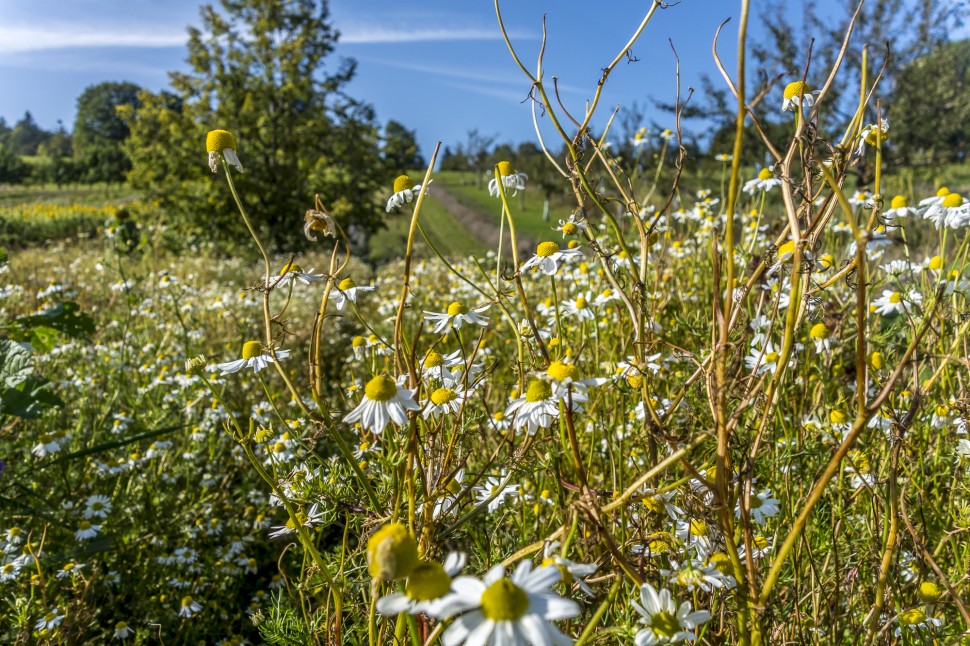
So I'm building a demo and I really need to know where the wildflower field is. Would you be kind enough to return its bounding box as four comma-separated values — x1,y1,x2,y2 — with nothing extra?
2,2,970,645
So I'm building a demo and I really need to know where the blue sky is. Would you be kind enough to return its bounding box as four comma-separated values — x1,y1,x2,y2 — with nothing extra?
0,0,850,158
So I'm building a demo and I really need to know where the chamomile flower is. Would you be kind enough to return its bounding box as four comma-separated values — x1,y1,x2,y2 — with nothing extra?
921,191,969,229
736,489,780,525
521,241,583,276
421,349,464,385
745,340,781,375
273,262,322,287
435,561,580,646
74,520,101,541
632,583,711,645
855,119,889,156
742,167,782,195
178,596,203,618
632,127,649,147
114,621,134,639
83,495,112,519
268,504,325,538
424,302,490,334
474,473,520,513
32,433,61,457
213,341,290,375
505,379,560,434
662,558,731,593
556,213,587,237
488,160,528,197
377,552,467,617
206,129,243,173
332,277,375,310
872,289,921,316
342,375,420,435
893,608,942,637
56,561,83,579
781,80,818,112
386,175,431,212
35,608,65,631
541,541,599,597
422,387,467,418
563,293,594,320
809,323,831,353
303,208,336,240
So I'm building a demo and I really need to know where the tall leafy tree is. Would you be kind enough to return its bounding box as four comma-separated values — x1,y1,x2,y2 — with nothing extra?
7,112,49,156
382,120,424,172
73,82,142,184
127,0,388,248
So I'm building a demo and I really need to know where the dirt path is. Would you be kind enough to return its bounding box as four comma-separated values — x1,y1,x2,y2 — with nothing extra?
432,184,536,259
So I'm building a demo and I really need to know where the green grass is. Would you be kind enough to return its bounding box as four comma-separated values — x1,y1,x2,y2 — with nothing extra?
0,182,137,208
368,191,485,263
436,170,572,242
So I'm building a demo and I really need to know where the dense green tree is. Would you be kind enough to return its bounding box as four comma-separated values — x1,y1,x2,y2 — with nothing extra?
891,39,970,165
0,144,29,184
382,120,424,172
6,112,49,156
73,82,142,184
124,0,388,249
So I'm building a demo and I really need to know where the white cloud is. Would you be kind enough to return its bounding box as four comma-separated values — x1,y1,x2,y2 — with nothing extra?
0,25,185,54
339,25,535,44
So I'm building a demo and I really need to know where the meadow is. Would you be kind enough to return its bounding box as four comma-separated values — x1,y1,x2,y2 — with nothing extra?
2,4,970,646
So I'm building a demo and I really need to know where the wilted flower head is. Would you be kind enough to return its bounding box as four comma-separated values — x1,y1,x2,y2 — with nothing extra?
205,129,243,173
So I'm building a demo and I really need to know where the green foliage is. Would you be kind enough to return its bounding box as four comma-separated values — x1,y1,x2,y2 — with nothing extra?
123,0,389,251
0,339,62,419
892,39,970,165
0,144,28,185
4,112,49,156
382,119,425,172
73,82,142,184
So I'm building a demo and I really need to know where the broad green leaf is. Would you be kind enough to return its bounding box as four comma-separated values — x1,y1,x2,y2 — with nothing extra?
13,301,96,341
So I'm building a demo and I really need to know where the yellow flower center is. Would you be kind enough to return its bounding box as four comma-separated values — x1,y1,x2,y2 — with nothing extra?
496,160,515,176
63,562,75,572
890,195,908,210
430,388,457,406
647,610,681,638
918,581,943,602
900,608,927,626
352,336,366,348
205,129,236,153
115,621,128,630
79,520,92,530
783,81,809,99
936,186,950,197
393,175,414,193
574,297,589,309
44,612,57,622
547,361,578,382
536,241,560,257
689,519,708,536
642,496,664,514
405,562,452,601
279,262,303,275
889,292,902,304
830,410,847,424
627,373,644,389
447,302,468,316
810,323,830,339
493,411,505,421
942,192,963,208
364,376,398,402
758,167,774,181
367,523,418,581
241,341,262,361
928,255,943,270
338,277,356,290
764,352,779,364
870,352,884,369
525,379,553,402
423,351,444,368
753,535,769,549
707,552,732,576
562,222,578,235
181,596,194,607
567,239,580,249
480,579,529,621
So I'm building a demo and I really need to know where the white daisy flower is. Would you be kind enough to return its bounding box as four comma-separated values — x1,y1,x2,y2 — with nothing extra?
332,277,375,310
742,167,782,195
421,349,464,385
562,292,594,321
632,583,711,645
113,621,134,639
882,195,918,224
745,340,781,375
342,375,420,435
32,433,61,457
541,541,599,597
473,473,520,513
377,552,467,617
521,241,583,276
423,302,490,335
35,608,65,631
922,191,969,230
735,489,780,525
386,175,431,212
205,129,243,173
268,504,325,539
434,561,580,646
855,119,889,156
56,561,84,579
213,341,290,375
781,80,819,112
808,323,831,353
422,387,467,419
74,520,101,541
662,558,732,593
273,262,323,287
505,379,560,435
84,495,112,519
872,289,922,316
556,213,588,238
178,596,203,618
489,161,528,197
